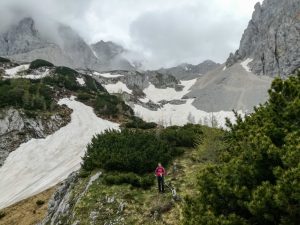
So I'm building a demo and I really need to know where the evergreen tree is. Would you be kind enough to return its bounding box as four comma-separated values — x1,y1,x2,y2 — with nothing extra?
184,72,300,225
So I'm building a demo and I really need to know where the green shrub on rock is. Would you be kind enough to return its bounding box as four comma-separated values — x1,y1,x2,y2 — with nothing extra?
0,57,10,63
82,129,174,174
29,59,54,69
54,66,78,76
124,116,157,129
103,172,155,189
44,67,79,91
160,124,203,148
0,79,55,111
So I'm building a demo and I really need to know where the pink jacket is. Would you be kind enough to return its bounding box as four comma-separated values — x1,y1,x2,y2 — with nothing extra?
155,166,166,177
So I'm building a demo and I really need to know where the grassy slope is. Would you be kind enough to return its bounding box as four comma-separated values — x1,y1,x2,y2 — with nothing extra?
0,188,56,225
67,149,201,225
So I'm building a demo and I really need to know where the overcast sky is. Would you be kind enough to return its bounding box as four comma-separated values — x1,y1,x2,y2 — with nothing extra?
0,0,263,69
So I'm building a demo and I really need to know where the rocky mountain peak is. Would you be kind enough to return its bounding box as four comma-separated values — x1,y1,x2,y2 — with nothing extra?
91,40,134,71
0,17,49,56
0,17,134,71
17,17,36,34
226,0,300,77
91,40,124,61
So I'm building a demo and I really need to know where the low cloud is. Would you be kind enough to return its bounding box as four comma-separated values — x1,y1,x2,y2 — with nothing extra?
0,0,262,69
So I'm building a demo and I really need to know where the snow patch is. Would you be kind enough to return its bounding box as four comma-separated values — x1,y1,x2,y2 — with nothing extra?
4,65,50,79
105,81,132,94
94,72,124,78
223,66,227,71
76,77,85,86
139,97,150,103
240,58,253,72
133,99,241,128
143,79,197,103
5,64,30,77
0,98,119,209
91,49,99,59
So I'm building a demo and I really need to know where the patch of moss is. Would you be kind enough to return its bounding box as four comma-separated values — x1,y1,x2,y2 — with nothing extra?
54,66,78,76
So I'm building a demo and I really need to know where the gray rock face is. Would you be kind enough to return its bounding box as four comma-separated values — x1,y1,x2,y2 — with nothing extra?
157,60,220,80
91,41,124,61
0,17,50,56
226,0,300,77
88,69,181,111
91,70,179,92
40,172,79,225
91,40,134,71
40,172,102,225
58,25,99,70
0,18,134,71
0,107,71,166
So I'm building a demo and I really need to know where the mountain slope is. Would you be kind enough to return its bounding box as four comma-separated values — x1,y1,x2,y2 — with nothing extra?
0,58,134,210
157,60,220,80
186,63,273,112
0,98,119,209
89,70,240,127
226,0,300,77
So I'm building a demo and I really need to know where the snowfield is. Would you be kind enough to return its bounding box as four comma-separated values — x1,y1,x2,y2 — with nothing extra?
0,97,119,209
134,99,241,128
102,77,240,128
4,64,50,79
105,81,132,94
142,79,197,103
93,72,124,78
76,77,85,85
5,64,30,77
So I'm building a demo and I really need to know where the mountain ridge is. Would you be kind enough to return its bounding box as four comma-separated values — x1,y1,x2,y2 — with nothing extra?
0,17,134,72
156,60,220,80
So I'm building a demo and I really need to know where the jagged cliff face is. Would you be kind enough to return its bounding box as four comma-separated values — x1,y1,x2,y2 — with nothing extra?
0,18,51,56
57,25,99,69
91,41,134,71
226,0,300,77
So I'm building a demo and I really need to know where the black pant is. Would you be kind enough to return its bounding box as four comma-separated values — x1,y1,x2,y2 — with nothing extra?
157,176,165,192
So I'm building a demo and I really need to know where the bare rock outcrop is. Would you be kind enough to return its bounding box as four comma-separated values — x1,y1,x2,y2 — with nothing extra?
0,106,71,166
226,0,300,77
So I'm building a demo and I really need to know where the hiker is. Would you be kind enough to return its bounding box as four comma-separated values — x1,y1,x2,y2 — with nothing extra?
155,163,166,193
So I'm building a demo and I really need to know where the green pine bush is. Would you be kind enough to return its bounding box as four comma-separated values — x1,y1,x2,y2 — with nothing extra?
82,129,175,174
183,71,300,225
29,59,54,69
124,116,157,129
160,124,203,147
0,79,55,111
